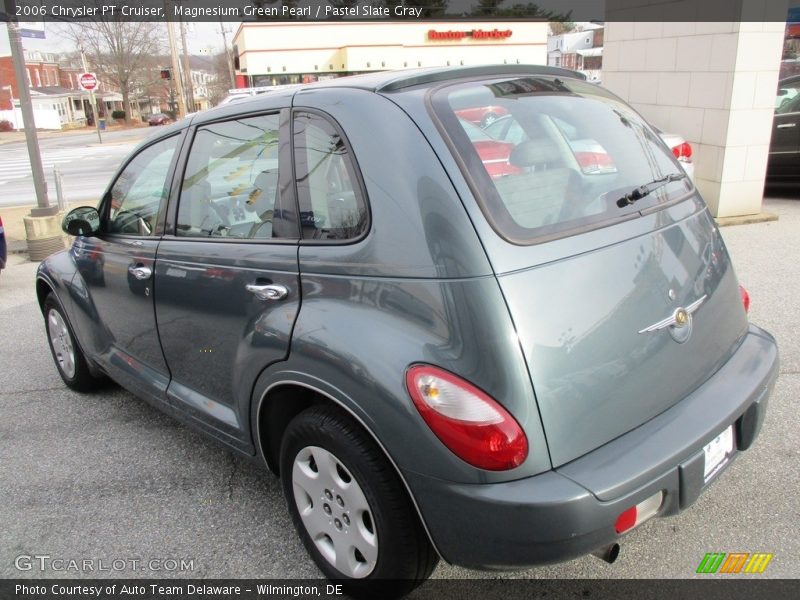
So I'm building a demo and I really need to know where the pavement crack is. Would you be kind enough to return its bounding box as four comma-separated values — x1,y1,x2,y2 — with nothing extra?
0,386,73,397
226,453,238,501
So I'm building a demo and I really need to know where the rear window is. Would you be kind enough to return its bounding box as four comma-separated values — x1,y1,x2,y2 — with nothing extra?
432,76,693,244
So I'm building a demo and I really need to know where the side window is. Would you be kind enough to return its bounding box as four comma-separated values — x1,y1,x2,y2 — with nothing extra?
107,135,178,235
177,114,286,239
293,112,368,241
775,83,800,114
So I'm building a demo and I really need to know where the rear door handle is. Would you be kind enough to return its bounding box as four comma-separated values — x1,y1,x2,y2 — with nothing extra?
246,283,289,301
128,265,152,280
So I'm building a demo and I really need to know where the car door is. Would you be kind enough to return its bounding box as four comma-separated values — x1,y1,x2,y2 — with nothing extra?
768,80,800,181
154,108,300,453
74,133,183,401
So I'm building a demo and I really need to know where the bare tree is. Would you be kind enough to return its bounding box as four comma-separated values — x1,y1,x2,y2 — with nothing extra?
206,52,232,106
61,20,164,124
549,21,577,35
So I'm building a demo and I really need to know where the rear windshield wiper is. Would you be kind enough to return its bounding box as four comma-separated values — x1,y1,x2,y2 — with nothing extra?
615,173,687,208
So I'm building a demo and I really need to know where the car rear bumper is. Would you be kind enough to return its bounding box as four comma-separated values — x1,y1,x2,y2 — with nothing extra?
404,325,779,569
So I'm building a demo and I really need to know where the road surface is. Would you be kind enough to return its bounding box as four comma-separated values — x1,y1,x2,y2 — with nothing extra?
0,128,154,208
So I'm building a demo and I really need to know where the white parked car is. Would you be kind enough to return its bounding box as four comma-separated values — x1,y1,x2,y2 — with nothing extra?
484,115,695,181
653,127,695,181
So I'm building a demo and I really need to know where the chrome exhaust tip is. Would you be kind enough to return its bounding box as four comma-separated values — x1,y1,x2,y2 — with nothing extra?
591,543,620,564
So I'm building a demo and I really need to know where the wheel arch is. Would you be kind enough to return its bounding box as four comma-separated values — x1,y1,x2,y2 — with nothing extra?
253,379,443,561
36,276,54,312
37,270,106,381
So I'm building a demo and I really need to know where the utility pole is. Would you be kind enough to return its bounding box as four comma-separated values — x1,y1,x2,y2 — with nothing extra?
164,6,186,118
79,44,102,144
179,19,195,113
6,17,54,216
219,18,236,89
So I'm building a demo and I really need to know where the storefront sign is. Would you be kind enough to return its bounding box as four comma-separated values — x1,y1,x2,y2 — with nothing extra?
428,29,513,41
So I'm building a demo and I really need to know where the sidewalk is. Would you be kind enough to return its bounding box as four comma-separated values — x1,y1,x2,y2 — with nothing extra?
0,122,149,146
2,201,86,254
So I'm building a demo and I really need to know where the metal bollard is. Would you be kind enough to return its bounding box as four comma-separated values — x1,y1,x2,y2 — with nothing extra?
54,166,67,212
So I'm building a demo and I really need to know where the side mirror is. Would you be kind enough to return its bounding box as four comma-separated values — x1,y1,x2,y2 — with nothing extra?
62,206,101,236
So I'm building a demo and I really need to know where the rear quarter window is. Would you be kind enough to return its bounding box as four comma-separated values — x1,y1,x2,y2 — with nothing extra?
433,76,693,244
293,111,369,242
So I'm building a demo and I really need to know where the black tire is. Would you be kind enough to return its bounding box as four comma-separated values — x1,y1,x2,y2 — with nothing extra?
280,405,438,599
43,293,103,392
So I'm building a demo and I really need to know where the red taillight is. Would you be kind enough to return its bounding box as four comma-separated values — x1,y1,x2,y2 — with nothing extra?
672,142,693,161
574,151,614,170
615,491,664,534
405,365,528,471
739,285,750,313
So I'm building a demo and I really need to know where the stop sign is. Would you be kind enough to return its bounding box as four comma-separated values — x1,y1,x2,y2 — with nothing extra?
79,73,98,91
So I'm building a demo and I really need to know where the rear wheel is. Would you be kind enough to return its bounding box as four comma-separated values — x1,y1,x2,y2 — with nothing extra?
280,405,438,598
44,293,103,392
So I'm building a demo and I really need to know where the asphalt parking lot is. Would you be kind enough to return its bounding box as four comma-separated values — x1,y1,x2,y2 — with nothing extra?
0,197,798,586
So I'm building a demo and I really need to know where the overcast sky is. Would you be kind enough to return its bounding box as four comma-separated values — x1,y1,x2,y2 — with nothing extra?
0,21,233,57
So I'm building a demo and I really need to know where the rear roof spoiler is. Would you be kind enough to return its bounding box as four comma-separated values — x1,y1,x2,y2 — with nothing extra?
376,65,587,93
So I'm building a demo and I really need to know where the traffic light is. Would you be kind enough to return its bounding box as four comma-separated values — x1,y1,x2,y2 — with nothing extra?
160,68,171,80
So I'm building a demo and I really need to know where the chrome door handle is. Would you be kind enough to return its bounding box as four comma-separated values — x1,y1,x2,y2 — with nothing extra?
776,123,796,128
246,283,289,301
128,265,152,280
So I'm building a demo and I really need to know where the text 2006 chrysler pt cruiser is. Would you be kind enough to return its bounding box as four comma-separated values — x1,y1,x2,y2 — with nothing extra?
38,66,779,595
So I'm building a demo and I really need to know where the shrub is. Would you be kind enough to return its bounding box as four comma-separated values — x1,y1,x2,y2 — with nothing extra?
0,120,14,132
111,110,126,120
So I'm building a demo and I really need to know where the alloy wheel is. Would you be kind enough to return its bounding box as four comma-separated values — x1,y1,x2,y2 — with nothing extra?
48,308,76,379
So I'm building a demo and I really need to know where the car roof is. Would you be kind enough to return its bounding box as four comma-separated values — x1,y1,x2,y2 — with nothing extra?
305,64,588,93
185,65,589,129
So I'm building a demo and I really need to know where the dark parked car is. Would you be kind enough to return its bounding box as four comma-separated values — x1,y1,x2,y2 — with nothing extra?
0,214,6,274
767,75,800,185
37,66,778,597
147,113,171,126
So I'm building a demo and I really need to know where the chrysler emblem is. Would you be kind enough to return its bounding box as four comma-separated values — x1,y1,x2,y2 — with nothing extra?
639,295,707,344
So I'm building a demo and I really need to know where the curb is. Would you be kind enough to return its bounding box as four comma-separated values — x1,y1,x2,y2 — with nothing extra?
9,241,30,255
715,212,779,227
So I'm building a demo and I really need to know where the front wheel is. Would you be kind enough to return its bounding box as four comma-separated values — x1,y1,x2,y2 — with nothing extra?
44,293,104,392
280,405,438,598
